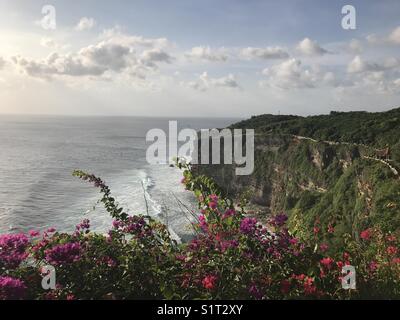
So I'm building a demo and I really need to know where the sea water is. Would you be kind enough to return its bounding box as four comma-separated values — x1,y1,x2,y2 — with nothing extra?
0,115,237,241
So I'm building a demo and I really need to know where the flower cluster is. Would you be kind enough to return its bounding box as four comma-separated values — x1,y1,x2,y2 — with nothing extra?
0,276,27,300
44,242,82,266
0,234,29,269
0,168,398,300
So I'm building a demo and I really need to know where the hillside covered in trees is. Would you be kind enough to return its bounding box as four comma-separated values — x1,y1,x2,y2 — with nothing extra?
194,108,400,247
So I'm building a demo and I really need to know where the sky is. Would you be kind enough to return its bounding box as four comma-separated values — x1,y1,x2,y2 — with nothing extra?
0,0,400,117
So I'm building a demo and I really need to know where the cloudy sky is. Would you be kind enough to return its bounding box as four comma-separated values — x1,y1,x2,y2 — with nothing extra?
1,0,400,117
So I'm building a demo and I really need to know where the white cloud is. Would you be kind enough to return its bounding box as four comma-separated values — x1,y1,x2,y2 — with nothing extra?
322,72,338,87
347,56,372,73
184,72,239,91
346,56,400,94
0,57,5,70
347,39,363,54
261,58,318,89
79,41,132,72
240,46,289,60
185,46,228,62
12,53,106,78
366,33,379,44
388,26,400,44
100,26,170,49
366,27,400,46
40,37,57,48
296,38,328,56
75,17,96,31
9,23,181,84
141,48,173,66
12,33,175,81
347,55,400,73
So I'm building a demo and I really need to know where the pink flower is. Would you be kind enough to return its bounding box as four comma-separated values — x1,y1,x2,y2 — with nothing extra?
386,235,396,242
208,201,217,210
104,257,116,267
360,229,371,240
303,277,317,295
343,252,350,260
222,209,236,219
46,227,56,233
112,220,121,229
45,242,82,266
202,275,217,290
76,219,90,231
392,258,400,264
387,246,398,255
320,257,334,269
292,274,306,281
0,234,29,269
249,284,263,299
28,230,40,237
281,280,291,294
270,213,288,227
209,194,219,202
240,217,257,235
369,261,378,272
0,276,27,300
198,214,208,232
319,243,329,252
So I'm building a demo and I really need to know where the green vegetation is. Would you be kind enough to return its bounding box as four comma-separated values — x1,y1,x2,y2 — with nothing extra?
195,107,400,248
1,166,400,300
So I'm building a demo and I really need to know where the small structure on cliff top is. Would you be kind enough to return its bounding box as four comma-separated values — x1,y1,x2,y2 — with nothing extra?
375,146,390,161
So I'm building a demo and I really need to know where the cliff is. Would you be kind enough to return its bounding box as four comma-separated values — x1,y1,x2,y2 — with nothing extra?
193,108,400,243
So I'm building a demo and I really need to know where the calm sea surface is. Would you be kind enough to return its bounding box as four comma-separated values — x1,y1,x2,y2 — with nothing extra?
0,115,237,241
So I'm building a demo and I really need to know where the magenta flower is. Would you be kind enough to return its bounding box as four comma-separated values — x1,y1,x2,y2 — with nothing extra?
45,242,82,266
28,230,40,238
240,217,257,234
0,234,29,269
249,284,263,299
76,219,90,232
270,213,288,227
198,215,208,232
208,201,217,210
319,243,329,252
219,240,239,252
112,220,121,229
222,209,236,219
320,257,334,269
360,229,371,240
0,276,27,300
202,275,217,290
369,261,378,272
209,194,219,202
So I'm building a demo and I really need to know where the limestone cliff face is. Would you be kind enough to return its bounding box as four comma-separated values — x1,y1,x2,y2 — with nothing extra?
193,132,400,242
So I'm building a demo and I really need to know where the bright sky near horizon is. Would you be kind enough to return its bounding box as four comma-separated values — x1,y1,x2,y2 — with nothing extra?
1,0,400,117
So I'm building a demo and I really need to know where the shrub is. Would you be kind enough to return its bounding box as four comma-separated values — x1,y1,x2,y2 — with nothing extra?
0,165,399,299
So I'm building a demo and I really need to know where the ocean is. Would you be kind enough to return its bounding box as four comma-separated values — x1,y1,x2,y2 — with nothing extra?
0,115,237,242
